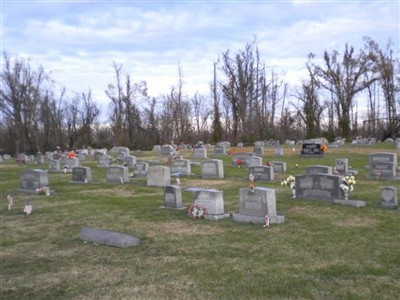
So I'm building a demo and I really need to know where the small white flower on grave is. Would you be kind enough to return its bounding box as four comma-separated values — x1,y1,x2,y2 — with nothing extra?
263,214,270,228
24,202,33,215
6,194,13,210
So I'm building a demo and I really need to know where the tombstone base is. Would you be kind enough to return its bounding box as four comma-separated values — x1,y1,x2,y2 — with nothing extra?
232,214,285,224
205,213,230,220
381,203,398,209
333,199,366,207
17,188,54,195
161,205,186,210
79,227,140,248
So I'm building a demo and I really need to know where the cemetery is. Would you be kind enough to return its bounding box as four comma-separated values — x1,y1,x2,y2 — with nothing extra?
1,142,399,299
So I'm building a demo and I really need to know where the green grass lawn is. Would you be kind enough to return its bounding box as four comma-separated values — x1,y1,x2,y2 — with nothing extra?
1,144,399,299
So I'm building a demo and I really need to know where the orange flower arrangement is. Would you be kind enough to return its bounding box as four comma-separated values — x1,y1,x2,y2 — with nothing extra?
320,144,327,152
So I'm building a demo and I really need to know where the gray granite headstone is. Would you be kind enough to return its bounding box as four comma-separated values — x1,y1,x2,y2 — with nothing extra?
253,146,264,156
171,159,192,176
248,166,274,181
161,145,175,156
72,166,92,183
200,159,224,179
381,186,398,209
60,157,80,172
193,148,207,159
80,227,140,248
231,152,255,167
295,174,342,201
107,166,129,183
147,166,171,187
48,159,61,173
20,169,49,193
187,187,229,220
163,185,185,209
274,148,284,156
233,187,284,224
123,155,137,167
214,145,228,155
368,152,398,179
271,161,287,172
248,156,263,168
305,165,333,175
97,154,112,168
134,162,149,177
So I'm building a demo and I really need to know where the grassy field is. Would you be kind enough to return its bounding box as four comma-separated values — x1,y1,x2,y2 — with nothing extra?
1,143,399,300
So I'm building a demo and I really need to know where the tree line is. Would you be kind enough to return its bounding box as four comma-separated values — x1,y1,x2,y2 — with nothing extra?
1,36,399,154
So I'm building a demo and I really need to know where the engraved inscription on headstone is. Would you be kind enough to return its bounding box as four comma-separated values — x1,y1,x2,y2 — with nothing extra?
72,166,92,183
20,169,49,192
233,187,284,224
248,166,274,181
381,186,398,209
164,185,184,209
295,174,341,201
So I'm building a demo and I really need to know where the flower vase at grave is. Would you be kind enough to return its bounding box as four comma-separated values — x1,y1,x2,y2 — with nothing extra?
344,190,349,200
292,189,296,198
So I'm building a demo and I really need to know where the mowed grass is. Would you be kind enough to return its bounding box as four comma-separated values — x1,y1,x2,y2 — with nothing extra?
1,144,399,299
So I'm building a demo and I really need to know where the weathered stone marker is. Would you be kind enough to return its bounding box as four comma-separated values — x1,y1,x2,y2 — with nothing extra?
79,227,140,248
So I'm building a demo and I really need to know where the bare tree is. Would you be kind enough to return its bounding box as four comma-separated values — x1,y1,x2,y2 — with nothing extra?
292,54,325,139
313,44,378,140
0,52,49,154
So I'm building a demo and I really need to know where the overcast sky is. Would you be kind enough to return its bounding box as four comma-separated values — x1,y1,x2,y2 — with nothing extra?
1,0,399,115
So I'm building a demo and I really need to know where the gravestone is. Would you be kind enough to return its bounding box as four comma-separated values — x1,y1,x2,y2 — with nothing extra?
201,159,224,179
134,162,149,177
247,156,263,168
305,165,333,175
253,146,264,156
147,166,171,187
107,166,129,183
300,143,324,156
214,145,227,155
171,159,192,176
163,185,185,209
123,155,137,167
80,227,140,248
270,161,286,173
161,145,176,156
60,157,80,172
97,154,112,168
19,169,49,193
193,147,207,159
267,140,280,147
274,148,284,156
248,166,274,181
152,145,161,152
295,174,342,201
48,159,61,173
334,158,359,176
186,187,229,220
231,152,255,167
35,155,45,164
233,187,285,224
381,186,398,209
367,152,398,179
71,166,92,183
